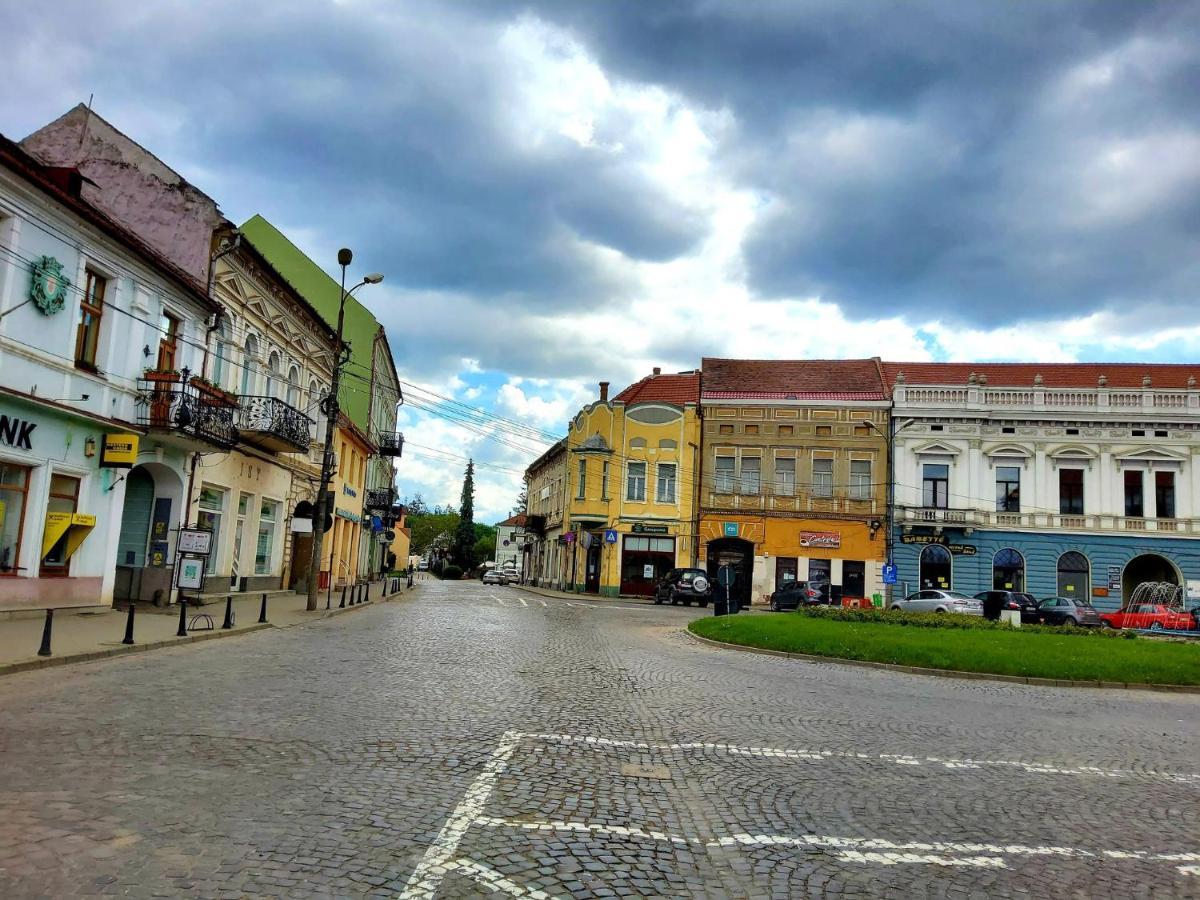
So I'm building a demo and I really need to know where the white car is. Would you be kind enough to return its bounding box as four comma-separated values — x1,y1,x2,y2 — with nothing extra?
891,590,983,615
482,570,506,585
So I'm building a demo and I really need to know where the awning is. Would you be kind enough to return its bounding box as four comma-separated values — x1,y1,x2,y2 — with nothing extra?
41,512,97,562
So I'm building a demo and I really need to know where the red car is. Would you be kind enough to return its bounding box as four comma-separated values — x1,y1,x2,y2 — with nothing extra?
1099,604,1194,632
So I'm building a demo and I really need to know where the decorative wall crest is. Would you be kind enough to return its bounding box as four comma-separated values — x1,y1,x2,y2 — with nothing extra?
29,255,70,315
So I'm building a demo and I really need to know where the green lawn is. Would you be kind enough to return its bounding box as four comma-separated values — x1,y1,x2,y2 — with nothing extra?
689,614,1200,685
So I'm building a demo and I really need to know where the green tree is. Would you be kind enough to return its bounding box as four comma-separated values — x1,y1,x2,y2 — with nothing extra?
474,531,496,564
409,511,459,554
511,486,528,517
453,460,477,569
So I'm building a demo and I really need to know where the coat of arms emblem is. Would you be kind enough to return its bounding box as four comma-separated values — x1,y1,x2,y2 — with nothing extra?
30,255,70,315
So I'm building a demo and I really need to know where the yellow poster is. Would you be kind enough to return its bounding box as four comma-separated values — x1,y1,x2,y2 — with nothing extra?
100,433,139,468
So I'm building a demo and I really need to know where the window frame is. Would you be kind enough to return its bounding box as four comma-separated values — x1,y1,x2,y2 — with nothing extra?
922,463,949,509
714,455,735,493
0,463,31,576
1059,468,1084,515
577,458,588,500
739,456,760,495
626,461,646,502
75,269,107,370
849,458,872,500
255,498,280,575
995,465,1021,513
656,462,677,503
775,456,796,497
1123,469,1144,518
812,455,834,498
1155,470,1176,519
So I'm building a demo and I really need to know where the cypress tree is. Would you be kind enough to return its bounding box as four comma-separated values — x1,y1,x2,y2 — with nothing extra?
453,460,476,569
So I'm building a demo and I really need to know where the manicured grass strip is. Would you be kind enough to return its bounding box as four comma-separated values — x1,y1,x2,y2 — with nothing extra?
689,615,1200,685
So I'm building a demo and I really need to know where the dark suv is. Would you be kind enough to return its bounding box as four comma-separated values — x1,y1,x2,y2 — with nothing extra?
769,580,830,611
974,590,1039,623
654,568,713,607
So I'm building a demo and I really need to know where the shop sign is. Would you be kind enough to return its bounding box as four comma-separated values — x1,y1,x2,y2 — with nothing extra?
177,555,206,590
723,521,738,537
100,433,139,468
799,531,840,549
0,415,37,451
1092,587,1109,598
1108,565,1122,590
949,545,977,556
178,528,213,555
29,255,70,315
899,534,976,554
643,564,654,578
632,523,669,534
40,512,96,561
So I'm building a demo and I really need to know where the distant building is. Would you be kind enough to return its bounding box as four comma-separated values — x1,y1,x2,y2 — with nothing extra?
495,513,526,576
523,439,567,588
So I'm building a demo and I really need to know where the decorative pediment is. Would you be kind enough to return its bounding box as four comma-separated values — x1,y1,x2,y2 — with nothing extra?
984,444,1032,459
1049,444,1097,460
1115,446,1187,467
912,441,961,457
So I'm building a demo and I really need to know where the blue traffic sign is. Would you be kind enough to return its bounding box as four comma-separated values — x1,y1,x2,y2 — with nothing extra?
604,529,618,544
882,563,898,585
723,521,738,537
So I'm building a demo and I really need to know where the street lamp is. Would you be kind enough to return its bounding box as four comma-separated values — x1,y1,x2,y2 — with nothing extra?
305,248,384,611
863,416,914,602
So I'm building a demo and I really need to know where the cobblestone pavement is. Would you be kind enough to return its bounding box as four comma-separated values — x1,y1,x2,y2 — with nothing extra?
0,579,1197,898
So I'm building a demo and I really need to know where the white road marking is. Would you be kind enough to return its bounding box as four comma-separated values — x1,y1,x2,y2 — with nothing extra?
522,732,1200,784
476,815,694,846
398,731,523,900
518,597,528,608
1180,865,1200,876
442,858,565,899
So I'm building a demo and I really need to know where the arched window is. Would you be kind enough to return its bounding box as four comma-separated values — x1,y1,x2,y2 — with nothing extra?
630,437,647,449
1056,551,1090,600
211,318,231,389
286,365,300,407
309,378,323,445
240,334,259,396
993,547,1025,591
919,544,952,590
266,351,281,399
658,439,677,450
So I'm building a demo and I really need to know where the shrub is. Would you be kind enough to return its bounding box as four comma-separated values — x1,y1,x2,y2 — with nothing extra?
796,604,1127,638
440,564,463,581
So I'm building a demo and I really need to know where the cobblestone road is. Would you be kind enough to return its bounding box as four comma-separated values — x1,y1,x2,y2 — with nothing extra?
0,579,1197,898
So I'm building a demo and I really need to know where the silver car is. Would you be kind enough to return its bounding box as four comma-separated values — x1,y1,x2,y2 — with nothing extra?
892,589,983,615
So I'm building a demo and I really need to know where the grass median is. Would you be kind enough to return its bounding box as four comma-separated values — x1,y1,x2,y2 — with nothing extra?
689,611,1200,685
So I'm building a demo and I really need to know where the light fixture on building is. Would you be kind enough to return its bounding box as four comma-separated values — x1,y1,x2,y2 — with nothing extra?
84,436,96,458
868,518,882,539
143,344,151,357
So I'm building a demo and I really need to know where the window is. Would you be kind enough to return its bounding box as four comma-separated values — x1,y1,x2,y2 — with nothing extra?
626,462,646,501
211,318,231,389
630,437,647,449
241,335,259,395
266,351,282,399
812,457,833,498
41,474,81,575
996,466,1020,512
1132,429,1145,437
1066,428,1079,435
930,425,944,432
601,461,609,499
577,459,587,499
775,457,795,496
779,425,794,437
849,460,871,500
922,464,949,508
157,311,180,372
75,270,106,369
993,548,1025,591
739,457,760,495
658,439,677,450
196,485,226,557
719,424,733,434
714,456,735,493
1059,468,1084,515
1154,430,1168,438
656,463,676,503
745,424,759,435
255,499,279,575
1156,471,1176,519
1057,551,1090,598
1124,470,1144,518
0,463,30,575
287,365,301,407
1002,426,1015,434
232,491,251,583
920,544,952,590
309,378,324,444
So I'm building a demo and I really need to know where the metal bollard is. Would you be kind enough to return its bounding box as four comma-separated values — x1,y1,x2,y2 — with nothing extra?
222,595,235,630
122,602,136,645
37,609,53,657
258,593,268,624
326,589,331,611
339,586,346,609
176,597,188,637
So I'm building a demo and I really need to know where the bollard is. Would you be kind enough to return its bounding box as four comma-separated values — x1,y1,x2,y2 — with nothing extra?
122,602,136,645
37,609,54,657
339,585,346,609
222,595,235,630
258,593,268,624
325,589,331,611
176,596,188,637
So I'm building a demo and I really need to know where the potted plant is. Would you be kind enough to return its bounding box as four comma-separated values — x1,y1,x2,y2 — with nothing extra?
189,374,238,408
142,367,181,383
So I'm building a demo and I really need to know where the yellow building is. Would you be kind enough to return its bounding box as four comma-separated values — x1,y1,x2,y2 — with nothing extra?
564,369,700,596
319,417,373,591
389,509,410,572
698,358,890,607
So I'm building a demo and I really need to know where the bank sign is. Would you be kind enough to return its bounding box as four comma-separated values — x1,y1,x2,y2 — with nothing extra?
0,415,36,451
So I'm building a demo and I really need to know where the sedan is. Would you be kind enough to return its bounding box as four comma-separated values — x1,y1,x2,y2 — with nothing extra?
1034,597,1103,627
481,569,507,585
892,590,983,615
769,580,829,611
1100,604,1194,632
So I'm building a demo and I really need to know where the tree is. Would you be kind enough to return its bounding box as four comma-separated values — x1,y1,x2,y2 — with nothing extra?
453,460,477,569
511,485,528,517
409,511,459,555
474,531,496,564
402,493,429,517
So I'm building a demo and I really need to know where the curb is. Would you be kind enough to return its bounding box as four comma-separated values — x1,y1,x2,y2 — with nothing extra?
685,630,1200,694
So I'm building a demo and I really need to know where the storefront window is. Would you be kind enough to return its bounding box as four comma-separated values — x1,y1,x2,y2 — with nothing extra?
41,474,80,575
0,463,30,575
993,547,1025,591
256,499,279,575
775,556,797,589
920,544,952,589
197,485,226,557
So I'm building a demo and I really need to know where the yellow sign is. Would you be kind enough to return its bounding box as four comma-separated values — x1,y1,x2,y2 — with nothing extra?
100,433,139,468
41,512,97,561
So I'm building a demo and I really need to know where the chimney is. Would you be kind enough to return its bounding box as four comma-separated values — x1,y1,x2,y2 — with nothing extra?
599,381,609,402
652,367,661,376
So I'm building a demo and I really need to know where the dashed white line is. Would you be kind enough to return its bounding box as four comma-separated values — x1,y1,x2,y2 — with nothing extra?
476,815,694,846
517,597,528,608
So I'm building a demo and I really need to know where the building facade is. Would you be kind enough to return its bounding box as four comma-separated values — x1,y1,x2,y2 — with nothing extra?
563,371,701,597
494,513,525,576
886,363,1200,610
698,359,890,607
524,439,567,588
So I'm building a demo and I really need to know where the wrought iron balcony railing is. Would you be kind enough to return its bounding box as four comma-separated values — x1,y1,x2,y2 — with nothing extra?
236,395,313,453
364,487,396,510
136,376,238,449
378,431,404,457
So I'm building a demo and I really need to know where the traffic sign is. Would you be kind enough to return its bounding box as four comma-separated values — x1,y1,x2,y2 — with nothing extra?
604,529,618,543
718,564,736,587
882,563,898,585
723,522,738,537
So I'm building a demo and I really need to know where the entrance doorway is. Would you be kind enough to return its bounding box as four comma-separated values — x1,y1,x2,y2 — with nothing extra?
1121,553,1180,604
620,535,674,595
585,542,601,593
843,560,866,598
706,537,754,609
993,548,1025,591
114,462,183,603
919,544,952,590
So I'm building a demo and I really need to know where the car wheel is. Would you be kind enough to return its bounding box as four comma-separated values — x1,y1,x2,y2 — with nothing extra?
889,605,903,612
1101,621,1114,630
934,607,946,613
671,597,680,606
1150,622,1164,632
683,598,692,607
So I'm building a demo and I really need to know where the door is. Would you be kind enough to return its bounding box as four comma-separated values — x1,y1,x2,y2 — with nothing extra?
151,312,182,425
585,543,601,593
775,557,797,591
843,560,865,599
706,538,754,609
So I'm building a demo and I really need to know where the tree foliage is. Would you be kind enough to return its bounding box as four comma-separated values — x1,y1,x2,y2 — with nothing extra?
408,510,458,554
511,486,528,517
452,460,477,569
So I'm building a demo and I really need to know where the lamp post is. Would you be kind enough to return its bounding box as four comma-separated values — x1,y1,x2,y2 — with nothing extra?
863,416,914,603
305,248,383,611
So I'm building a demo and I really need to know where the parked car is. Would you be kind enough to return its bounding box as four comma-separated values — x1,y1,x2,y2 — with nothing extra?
974,590,1040,623
1033,596,1102,627
498,566,520,584
482,569,507,585
769,580,830,611
654,568,712,606
891,590,983,615
1100,604,1194,632
417,560,429,572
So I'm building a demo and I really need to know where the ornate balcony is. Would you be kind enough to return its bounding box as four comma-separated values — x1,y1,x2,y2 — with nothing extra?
364,487,396,511
378,431,405,457
897,506,980,526
136,374,238,450
236,396,313,453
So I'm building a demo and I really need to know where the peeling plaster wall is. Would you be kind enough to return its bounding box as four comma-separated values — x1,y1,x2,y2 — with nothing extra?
21,104,224,287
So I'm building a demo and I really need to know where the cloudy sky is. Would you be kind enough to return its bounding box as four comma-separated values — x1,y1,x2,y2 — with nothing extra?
3,0,1198,521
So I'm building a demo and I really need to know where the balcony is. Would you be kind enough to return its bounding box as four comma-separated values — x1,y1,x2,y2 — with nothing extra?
237,396,313,453
136,375,237,450
894,381,1200,414
898,506,980,526
903,507,1200,535
378,431,405,457
364,487,396,511
703,490,879,516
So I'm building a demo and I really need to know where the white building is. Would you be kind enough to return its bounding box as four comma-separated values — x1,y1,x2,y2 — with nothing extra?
494,513,526,577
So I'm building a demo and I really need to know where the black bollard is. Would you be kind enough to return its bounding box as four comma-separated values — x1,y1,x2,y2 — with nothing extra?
325,588,331,610
37,609,53,657
176,596,188,637
222,594,234,630
339,585,346,608
122,602,136,645
258,593,268,624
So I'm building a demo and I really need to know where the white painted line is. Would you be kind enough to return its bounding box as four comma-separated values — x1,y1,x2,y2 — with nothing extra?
476,815,694,846
1180,864,1200,876
834,850,1006,868
538,599,548,608
518,597,528,608
496,597,509,607
521,732,1200,784
398,731,523,900
442,858,565,899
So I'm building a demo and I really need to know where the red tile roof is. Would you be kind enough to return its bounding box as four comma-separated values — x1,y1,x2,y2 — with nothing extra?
497,513,527,527
614,371,701,405
701,358,887,399
882,362,1200,390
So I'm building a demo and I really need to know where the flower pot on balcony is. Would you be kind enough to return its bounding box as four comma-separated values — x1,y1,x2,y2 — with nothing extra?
190,376,238,409
142,369,181,383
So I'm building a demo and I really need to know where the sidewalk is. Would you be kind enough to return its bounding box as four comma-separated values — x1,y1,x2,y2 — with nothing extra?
0,576,418,676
